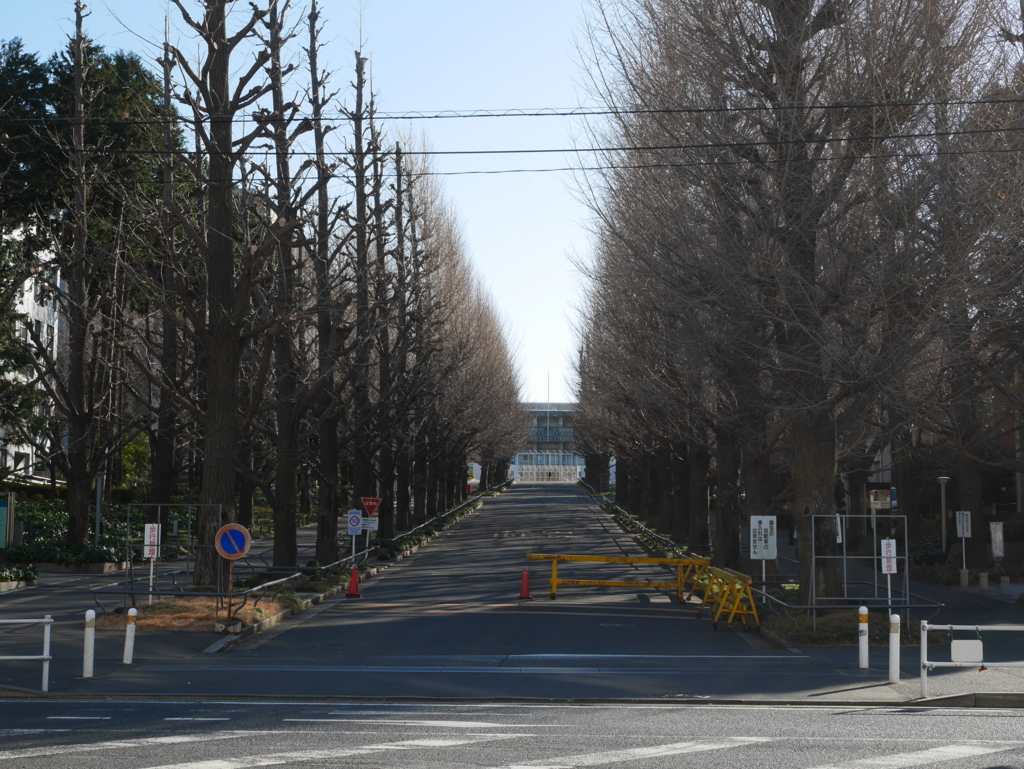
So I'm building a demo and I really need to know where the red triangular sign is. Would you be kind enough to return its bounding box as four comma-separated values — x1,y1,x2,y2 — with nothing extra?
361,497,382,517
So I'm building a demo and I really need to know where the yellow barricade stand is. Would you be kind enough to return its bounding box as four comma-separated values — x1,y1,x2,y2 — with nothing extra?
694,566,760,631
526,554,709,602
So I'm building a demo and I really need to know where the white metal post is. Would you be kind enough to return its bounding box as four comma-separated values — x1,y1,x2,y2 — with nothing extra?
123,607,137,664
889,613,901,683
41,615,51,693
858,606,869,669
920,620,929,698
83,609,95,678
148,557,155,606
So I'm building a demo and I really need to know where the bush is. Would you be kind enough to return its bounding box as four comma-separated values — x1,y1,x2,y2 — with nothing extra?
0,564,37,582
5,541,120,565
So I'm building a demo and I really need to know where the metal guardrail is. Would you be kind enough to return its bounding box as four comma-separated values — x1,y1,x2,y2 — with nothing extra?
377,494,485,553
0,616,52,692
920,621,1024,697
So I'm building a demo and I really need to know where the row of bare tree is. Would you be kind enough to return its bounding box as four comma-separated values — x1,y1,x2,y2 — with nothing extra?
574,0,1024,600
0,0,527,587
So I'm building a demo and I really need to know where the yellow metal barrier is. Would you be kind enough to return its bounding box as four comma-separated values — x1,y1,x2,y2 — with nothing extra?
526,554,709,602
694,566,760,631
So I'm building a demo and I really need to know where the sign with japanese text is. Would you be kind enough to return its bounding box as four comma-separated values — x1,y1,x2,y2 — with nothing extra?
144,523,161,559
750,515,777,560
881,538,897,574
956,511,972,539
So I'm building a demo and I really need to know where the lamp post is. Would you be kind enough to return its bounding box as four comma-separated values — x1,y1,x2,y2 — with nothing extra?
938,476,951,554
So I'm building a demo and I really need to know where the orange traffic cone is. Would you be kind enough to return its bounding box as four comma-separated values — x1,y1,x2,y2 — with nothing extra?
346,566,362,599
519,568,533,600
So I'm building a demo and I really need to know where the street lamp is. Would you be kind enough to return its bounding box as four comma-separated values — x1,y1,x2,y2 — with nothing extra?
938,476,951,554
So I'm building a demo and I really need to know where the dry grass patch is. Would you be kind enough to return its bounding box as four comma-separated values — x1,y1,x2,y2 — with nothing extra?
761,609,948,647
96,597,285,632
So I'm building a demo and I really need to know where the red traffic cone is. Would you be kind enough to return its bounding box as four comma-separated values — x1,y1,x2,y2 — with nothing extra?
519,568,533,600
346,566,362,599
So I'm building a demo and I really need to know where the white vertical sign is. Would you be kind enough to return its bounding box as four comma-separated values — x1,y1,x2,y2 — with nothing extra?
750,516,777,560
881,538,897,574
143,523,161,558
956,511,972,538
991,521,1005,559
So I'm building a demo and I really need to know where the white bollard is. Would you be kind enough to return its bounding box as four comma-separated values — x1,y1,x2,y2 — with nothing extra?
42,615,51,693
889,613,901,683
83,610,96,678
858,606,869,669
920,620,929,699
122,608,137,664
1001,576,1011,595
959,569,969,587
979,571,988,590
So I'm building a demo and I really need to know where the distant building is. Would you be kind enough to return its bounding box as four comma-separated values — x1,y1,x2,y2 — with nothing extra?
512,402,584,482
0,263,60,482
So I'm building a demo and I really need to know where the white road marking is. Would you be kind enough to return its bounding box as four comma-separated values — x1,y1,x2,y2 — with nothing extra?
0,731,268,761
808,743,1021,768
487,737,771,768
46,716,111,720
284,718,551,727
0,729,69,735
140,737,508,769
165,718,231,722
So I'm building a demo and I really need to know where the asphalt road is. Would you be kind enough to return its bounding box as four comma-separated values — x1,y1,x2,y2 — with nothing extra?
1,699,1023,769
3,483,1024,701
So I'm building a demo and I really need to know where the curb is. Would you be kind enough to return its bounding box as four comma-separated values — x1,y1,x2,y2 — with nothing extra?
2,691,1023,708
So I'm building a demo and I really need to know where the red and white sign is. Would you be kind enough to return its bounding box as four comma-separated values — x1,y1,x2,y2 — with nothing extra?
361,497,382,517
881,538,897,574
144,523,161,559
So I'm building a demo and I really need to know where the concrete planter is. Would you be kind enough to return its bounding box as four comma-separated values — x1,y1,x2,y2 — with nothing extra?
0,578,38,594
29,562,126,575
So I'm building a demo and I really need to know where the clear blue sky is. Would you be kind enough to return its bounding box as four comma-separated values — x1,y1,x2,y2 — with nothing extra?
10,0,599,403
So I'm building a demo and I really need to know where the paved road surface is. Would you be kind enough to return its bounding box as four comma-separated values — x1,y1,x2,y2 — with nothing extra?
3,483,1024,701
2,699,1023,769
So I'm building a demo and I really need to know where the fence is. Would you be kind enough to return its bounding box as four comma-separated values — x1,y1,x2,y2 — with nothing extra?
0,616,52,692
919,621,1024,698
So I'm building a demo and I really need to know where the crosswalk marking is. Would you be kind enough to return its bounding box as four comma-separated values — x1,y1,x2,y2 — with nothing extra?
807,743,1019,769
141,737,508,769
487,737,771,768
0,731,265,761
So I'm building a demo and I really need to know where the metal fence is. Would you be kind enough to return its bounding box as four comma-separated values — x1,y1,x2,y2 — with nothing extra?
0,616,52,692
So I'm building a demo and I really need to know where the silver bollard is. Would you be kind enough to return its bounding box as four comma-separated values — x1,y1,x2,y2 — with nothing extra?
858,606,869,669
889,613,901,683
1001,576,1010,595
83,610,96,678
42,615,51,693
122,608,137,664
979,571,988,590
959,569,969,587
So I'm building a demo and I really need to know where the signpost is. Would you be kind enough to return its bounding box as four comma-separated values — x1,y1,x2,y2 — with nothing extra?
361,497,381,550
143,524,161,606
881,538,897,606
347,511,362,561
991,521,1005,561
214,524,251,622
956,511,972,572
749,515,777,584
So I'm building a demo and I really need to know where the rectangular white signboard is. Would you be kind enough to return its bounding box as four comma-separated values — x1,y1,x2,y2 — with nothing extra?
991,521,1004,559
347,511,362,537
361,517,379,531
750,515,777,560
143,523,161,559
956,511,972,539
881,538,897,574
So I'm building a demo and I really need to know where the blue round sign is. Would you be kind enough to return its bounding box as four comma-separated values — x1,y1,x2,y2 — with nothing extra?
215,524,251,560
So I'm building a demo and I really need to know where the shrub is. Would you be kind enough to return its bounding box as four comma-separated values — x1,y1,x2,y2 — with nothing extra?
0,564,37,582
